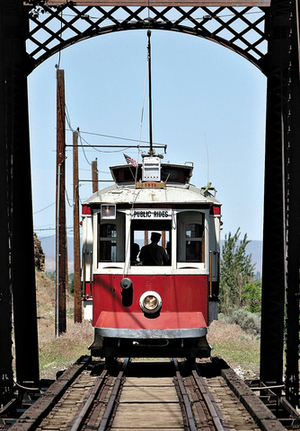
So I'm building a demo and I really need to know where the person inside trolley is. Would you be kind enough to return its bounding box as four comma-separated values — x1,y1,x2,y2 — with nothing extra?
139,232,169,266
130,242,140,265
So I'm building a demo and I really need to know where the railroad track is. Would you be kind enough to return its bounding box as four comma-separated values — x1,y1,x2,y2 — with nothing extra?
2,356,300,431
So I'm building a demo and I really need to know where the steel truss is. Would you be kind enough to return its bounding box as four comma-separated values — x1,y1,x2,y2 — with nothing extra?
0,0,299,406
25,3,267,72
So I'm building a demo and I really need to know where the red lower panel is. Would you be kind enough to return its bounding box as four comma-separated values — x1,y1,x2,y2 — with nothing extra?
95,311,206,330
93,274,209,327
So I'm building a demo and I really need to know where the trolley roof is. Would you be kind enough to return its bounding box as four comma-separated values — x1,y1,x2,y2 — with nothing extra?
109,161,193,185
83,161,221,207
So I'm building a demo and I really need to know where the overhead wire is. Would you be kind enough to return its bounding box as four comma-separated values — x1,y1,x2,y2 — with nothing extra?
38,94,148,238
78,133,134,153
70,129,166,147
79,132,92,165
65,188,73,207
65,103,76,133
34,202,55,214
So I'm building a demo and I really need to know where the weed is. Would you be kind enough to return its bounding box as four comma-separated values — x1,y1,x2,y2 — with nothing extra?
208,319,260,378
220,308,261,335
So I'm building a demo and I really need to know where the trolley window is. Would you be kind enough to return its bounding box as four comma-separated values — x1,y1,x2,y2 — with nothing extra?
130,219,171,266
97,212,125,263
178,212,205,263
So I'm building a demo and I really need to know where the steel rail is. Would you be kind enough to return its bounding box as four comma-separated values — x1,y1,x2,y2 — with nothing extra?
173,358,198,431
68,369,108,431
192,367,229,431
98,358,130,431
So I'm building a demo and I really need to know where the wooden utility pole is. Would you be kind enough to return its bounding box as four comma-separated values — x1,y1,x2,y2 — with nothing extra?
73,130,82,323
92,160,98,193
56,69,67,335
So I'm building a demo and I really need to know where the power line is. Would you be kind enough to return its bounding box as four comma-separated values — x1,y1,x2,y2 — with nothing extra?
79,179,114,183
68,128,167,148
34,202,55,214
35,226,74,231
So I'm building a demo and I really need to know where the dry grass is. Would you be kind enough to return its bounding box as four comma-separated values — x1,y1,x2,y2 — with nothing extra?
36,271,93,379
36,271,260,380
207,320,260,379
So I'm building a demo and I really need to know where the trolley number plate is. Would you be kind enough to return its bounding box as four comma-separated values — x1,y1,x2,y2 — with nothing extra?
131,209,172,219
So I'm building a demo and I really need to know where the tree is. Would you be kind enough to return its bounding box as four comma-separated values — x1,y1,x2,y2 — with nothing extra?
220,228,255,313
68,273,74,294
241,280,262,314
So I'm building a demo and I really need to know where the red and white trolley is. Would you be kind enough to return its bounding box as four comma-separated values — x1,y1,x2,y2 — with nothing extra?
81,153,221,360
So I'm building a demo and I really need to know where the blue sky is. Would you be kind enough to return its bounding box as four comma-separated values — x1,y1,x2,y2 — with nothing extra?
28,28,266,244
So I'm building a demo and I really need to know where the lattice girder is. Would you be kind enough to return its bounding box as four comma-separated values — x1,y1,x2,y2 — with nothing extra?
25,3,268,74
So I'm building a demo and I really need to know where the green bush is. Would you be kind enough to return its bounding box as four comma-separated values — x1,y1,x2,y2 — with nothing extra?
220,307,261,335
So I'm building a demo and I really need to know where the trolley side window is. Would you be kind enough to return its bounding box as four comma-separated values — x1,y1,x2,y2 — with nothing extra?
97,213,125,262
178,212,205,263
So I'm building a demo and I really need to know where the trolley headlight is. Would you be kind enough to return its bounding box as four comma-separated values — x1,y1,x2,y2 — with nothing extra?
139,291,162,314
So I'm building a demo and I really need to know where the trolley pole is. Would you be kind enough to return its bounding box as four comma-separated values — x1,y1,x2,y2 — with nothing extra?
147,29,153,156
92,160,98,193
56,69,67,335
73,130,82,323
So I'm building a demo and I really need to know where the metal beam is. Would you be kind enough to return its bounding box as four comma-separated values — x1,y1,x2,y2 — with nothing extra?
1,0,39,391
260,1,287,388
284,0,300,407
0,0,13,405
33,0,271,6
261,0,300,406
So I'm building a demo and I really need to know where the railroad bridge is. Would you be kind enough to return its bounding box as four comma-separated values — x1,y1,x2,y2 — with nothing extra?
0,0,299,408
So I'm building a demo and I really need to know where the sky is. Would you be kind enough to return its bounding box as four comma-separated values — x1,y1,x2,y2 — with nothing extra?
28,25,267,248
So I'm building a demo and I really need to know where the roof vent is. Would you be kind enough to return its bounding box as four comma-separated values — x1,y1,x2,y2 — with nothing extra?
142,156,161,182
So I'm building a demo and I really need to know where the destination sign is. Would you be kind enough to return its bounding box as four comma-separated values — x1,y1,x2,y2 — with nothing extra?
131,209,172,219
135,182,166,189
39,0,271,7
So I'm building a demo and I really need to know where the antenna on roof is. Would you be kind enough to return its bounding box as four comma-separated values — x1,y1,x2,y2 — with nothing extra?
204,132,209,184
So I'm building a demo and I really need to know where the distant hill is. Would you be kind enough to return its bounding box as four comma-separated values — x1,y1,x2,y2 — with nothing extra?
45,256,74,273
39,235,74,259
40,236,74,273
39,235,262,277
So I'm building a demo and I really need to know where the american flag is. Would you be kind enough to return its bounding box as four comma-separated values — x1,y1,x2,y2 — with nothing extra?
123,153,138,167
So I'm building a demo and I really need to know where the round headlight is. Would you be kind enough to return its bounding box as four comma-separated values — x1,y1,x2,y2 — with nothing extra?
139,291,162,314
